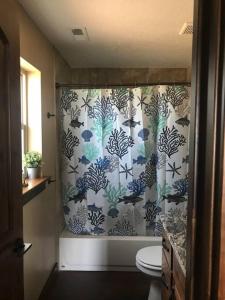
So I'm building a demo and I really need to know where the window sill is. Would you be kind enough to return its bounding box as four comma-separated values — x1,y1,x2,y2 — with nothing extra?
22,176,50,205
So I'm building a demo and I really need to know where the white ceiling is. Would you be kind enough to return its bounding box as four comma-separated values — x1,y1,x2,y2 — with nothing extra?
18,0,194,68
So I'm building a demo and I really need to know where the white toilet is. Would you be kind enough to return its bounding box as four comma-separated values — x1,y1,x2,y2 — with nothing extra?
136,246,162,300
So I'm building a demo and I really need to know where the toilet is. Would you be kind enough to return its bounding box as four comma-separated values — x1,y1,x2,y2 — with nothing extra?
136,246,162,300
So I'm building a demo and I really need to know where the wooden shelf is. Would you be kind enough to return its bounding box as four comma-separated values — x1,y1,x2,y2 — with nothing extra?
22,177,50,205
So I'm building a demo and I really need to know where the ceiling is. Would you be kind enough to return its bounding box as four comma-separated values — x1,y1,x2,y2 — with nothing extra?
18,0,194,68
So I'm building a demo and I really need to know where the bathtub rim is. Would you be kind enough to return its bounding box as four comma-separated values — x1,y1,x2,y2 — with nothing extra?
60,229,163,241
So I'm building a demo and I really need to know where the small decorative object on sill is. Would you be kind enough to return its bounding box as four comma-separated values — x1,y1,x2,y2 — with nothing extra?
24,151,42,180
22,170,28,188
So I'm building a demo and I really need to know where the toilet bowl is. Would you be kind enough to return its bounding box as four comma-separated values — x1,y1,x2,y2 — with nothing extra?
136,246,162,300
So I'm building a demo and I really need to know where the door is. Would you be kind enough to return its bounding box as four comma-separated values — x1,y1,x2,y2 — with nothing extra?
186,0,225,299
0,0,23,299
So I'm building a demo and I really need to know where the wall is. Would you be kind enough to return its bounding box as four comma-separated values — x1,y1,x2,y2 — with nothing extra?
71,67,189,85
18,3,72,300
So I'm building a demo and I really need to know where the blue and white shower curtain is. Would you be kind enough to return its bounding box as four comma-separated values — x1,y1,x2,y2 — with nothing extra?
58,85,190,236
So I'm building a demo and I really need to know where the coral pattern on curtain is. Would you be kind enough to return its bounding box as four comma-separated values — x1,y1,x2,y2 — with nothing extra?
58,85,190,236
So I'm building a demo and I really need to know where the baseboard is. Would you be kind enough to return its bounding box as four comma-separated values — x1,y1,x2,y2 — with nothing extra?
39,263,58,299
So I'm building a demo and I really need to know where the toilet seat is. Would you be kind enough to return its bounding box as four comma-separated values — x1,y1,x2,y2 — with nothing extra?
136,246,162,269
136,260,161,278
136,256,161,270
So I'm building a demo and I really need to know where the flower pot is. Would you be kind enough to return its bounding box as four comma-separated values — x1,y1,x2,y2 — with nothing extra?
27,167,40,179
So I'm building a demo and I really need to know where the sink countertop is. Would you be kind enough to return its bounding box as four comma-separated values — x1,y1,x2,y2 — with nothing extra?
160,214,187,275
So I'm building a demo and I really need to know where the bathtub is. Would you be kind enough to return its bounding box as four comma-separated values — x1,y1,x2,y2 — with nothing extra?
59,229,162,271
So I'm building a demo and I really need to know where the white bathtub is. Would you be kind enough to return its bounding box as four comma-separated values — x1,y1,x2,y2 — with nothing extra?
59,229,162,271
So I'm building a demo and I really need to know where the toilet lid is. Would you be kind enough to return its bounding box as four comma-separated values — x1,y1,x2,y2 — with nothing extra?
136,246,162,268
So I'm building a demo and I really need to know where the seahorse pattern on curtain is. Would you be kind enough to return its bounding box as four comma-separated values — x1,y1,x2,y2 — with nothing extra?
59,85,190,236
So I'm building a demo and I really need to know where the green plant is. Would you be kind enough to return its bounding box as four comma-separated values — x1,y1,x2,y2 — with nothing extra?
24,151,42,168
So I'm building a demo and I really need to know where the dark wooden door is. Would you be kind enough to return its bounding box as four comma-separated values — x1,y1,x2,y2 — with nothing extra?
0,0,23,299
186,0,225,299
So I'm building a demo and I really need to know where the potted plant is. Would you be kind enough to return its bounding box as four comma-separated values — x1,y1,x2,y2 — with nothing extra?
24,151,42,179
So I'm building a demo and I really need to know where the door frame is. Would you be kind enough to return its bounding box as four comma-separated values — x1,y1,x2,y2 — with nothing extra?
1,0,225,299
0,0,23,299
186,0,225,299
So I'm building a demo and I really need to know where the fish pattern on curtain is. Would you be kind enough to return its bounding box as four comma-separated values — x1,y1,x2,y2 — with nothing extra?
58,85,190,236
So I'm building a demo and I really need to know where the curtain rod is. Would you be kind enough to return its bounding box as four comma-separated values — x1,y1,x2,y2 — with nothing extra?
55,82,191,89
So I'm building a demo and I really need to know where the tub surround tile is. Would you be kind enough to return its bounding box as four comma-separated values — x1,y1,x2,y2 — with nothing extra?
71,68,189,86
160,214,186,275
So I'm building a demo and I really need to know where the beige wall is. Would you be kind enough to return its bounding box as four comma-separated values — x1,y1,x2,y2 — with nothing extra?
18,3,71,300
71,67,189,85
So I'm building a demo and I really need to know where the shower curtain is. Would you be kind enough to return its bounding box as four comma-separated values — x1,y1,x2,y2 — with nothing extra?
58,85,190,236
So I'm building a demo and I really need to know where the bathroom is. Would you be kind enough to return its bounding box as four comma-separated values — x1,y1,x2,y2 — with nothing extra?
0,1,225,300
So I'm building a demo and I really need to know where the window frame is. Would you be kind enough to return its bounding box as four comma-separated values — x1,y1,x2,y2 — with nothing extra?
20,69,28,161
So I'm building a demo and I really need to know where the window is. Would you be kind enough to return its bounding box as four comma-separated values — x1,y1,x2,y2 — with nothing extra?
20,57,42,166
20,57,43,199
20,69,28,164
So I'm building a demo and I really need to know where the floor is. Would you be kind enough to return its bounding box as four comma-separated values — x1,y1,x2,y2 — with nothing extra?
39,271,150,300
